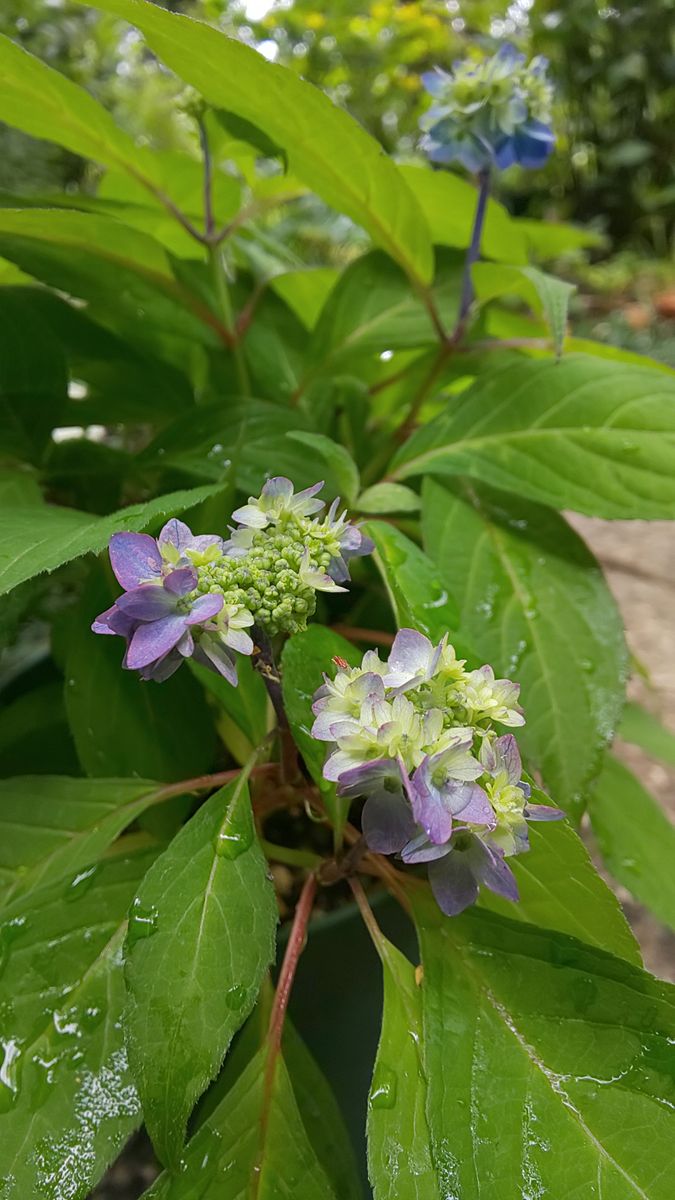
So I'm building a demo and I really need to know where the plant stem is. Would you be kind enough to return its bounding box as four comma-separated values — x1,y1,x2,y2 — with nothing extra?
262,841,323,869
452,167,491,342
208,242,251,396
268,871,317,1052
252,871,317,1197
252,628,300,785
198,117,215,239
198,117,251,394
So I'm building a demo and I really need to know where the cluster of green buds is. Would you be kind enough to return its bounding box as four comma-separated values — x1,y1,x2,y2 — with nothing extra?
93,478,371,685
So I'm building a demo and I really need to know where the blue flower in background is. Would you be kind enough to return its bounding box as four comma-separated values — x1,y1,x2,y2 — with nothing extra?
420,43,555,172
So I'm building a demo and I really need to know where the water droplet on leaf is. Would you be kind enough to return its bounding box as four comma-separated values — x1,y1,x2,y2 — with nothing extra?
127,898,159,948
370,1065,397,1110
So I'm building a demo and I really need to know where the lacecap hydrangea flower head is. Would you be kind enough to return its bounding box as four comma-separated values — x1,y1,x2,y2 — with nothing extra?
312,629,563,916
420,43,555,172
92,477,372,685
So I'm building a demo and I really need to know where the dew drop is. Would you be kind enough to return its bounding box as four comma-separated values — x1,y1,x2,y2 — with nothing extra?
127,898,159,948
369,1065,397,1110
64,865,99,903
225,985,247,1011
0,1038,23,1113
214,820,253,860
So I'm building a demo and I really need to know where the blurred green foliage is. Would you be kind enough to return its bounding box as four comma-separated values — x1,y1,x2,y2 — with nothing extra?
1,0,674,253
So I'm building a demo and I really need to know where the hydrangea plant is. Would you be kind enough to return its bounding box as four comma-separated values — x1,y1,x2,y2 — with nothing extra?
1,5,674,1198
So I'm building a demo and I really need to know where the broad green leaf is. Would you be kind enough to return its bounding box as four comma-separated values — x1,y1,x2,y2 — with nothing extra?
412,890,675,1200
145,1046,338,1198
0,845,158,1199
392,354,675,519
0,33,161,189
0,288,67,462
589,754,675,934
472,262,576,355
281,626,360,835
74,0,433,287
307,250,460,372
368,938,439,1200
12,285,193,423
65,569,216,811
480,806,641,964
515,217,606,258
0,209,222,369
357,482,421,514
0,681,78,778
203,994,362,1200
271,268,340,330
398,164,528,264
192,656,269,750
124,775,277,1167
422,479,628,818
0,775,166,908
484,307,674,374
287,432,360,505
0,481,225,594
618,701,675,767
140,398,316,493
364,520,462,645
0,469,42,507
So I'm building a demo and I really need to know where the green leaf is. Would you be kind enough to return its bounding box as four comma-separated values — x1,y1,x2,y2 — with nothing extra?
368,938,439,1200
0,775,167,909
392,354,675,519
0,481,225,594
589,754,675,934
0,681,79,777
399,165,528,264
202,994,363,1200
287,432,360,505
65,568,216,787
472,262,576,355
140,398,316,493
0,845,158,1199
192,656,269,750
0,288,67,462
0,33,161,190
0,209,222,369
124,775,277,1167
480,801,641,964
281,626,361,835
307,250,459,372
271,268,339,330
412,891,675,1200
422,479,628,818
73,0,433,287
357,482,421,514
364,520,462,645
618,701,675,767
515,217,606,258
145,1045,339,1198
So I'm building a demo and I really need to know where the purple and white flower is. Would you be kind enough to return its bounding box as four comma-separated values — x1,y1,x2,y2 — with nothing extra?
312,626,564,918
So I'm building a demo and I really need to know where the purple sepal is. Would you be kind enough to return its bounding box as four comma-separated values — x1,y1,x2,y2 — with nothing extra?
126,614,187,670
91,604,136,638
525,803,565,821
428,852,479,917
185,593,223,623
362,789,416,855
109,532,162,590
337,757,402,800
164,566,198,596
116,585,177,621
